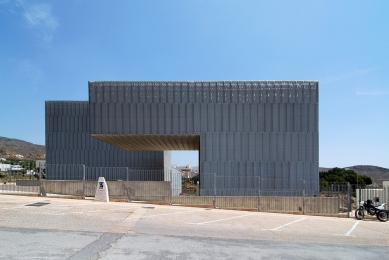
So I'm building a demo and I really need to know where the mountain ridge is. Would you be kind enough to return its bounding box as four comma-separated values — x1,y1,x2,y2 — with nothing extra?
319,165,389,186
0,136,45,160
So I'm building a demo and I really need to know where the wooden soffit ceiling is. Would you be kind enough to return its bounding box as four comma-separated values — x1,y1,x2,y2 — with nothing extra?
91,134,200,151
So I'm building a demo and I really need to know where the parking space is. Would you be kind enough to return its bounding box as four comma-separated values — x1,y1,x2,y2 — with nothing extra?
0,195,388,247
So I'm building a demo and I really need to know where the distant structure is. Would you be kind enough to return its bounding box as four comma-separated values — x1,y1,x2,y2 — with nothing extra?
36,160,46,170
46,81,319,195
0,163,11,172
179,164,198,179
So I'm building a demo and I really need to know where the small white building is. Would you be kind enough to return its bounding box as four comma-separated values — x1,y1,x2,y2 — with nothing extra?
36,160,46,169
0,163,11,171
161,168,182,196
11,165,23,171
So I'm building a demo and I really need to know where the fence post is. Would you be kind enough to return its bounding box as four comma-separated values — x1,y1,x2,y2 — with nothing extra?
39,166,46,196
337,184,340,214
39,167,42,196
169,170,173,205
213,173,216,208
126,167,130,202
82,165,86,199
302,179,306,215
257,176,261,212
347,182,352,218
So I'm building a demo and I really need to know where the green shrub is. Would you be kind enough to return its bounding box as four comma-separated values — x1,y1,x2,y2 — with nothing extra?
0,171,7,178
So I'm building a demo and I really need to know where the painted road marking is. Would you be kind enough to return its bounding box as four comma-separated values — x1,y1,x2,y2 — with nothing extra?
125,209,203,220
44,211,101,216
345,221,360,236
1,206,26,209
187,214,254,225
52,211,102,215
262,217,306,231
334,221,360,237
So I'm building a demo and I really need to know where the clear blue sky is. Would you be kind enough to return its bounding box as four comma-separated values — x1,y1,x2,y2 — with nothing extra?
1,0,388,168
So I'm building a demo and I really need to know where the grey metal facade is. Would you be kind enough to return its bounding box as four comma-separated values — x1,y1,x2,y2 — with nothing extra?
87,81,319,195
45,101,166,180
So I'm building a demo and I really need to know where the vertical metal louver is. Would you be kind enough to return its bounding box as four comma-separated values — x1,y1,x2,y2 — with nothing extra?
46,81,319,195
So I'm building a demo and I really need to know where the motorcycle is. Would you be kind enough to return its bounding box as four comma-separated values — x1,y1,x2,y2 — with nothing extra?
355,199,388,222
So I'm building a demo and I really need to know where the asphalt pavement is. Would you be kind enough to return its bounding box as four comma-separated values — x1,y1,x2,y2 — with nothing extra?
0,195,388,259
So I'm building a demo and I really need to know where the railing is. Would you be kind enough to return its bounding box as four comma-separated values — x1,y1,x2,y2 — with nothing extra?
0,171,42,195
356,186,389,210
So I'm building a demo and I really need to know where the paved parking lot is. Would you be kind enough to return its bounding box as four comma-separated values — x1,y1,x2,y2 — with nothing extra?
0,195,388,259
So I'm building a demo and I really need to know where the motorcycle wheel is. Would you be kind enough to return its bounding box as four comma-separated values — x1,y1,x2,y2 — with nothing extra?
355,209,364,220
377,211,388,222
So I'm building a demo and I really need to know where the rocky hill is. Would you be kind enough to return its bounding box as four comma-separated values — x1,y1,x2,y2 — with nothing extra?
320,165,389,186
0,137,45,160
348,165,389,185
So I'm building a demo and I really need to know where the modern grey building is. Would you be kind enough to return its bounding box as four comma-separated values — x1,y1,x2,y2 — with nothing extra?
46,81,319,195
45,101,169,181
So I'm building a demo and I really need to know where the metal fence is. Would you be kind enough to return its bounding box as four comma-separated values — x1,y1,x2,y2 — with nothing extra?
174,176,351,215
0,165,353,216
0,170,42,195
356,186,389,210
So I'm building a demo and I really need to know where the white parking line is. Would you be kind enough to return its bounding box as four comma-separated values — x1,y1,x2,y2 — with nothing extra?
345,221,360,236
334,221,360,237
45,211,101,216
262,217,306,231
125,209,203,220
1,206,26,209
187,214,254,225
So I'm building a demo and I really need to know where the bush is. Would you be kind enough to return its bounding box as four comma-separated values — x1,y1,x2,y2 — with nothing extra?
319,167,372,186
0,171,7,178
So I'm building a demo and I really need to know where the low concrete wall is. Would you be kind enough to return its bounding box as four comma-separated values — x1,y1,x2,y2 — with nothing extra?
34,180,340,214
43,180,84,196
42,180,171,201
0,183,40,193
128,181,171,202
172,196,214,206
83,181,129,198
16,180,40,186
42,180,125,197
304,197,339,214
217,196,259,209
260,196,303,212
172,196,339,214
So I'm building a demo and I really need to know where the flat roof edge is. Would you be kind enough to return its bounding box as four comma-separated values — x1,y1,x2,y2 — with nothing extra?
89,80,319,84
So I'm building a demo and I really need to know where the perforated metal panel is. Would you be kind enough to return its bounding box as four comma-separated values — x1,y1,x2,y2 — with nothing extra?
45,101,165,180
47,81,319,194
